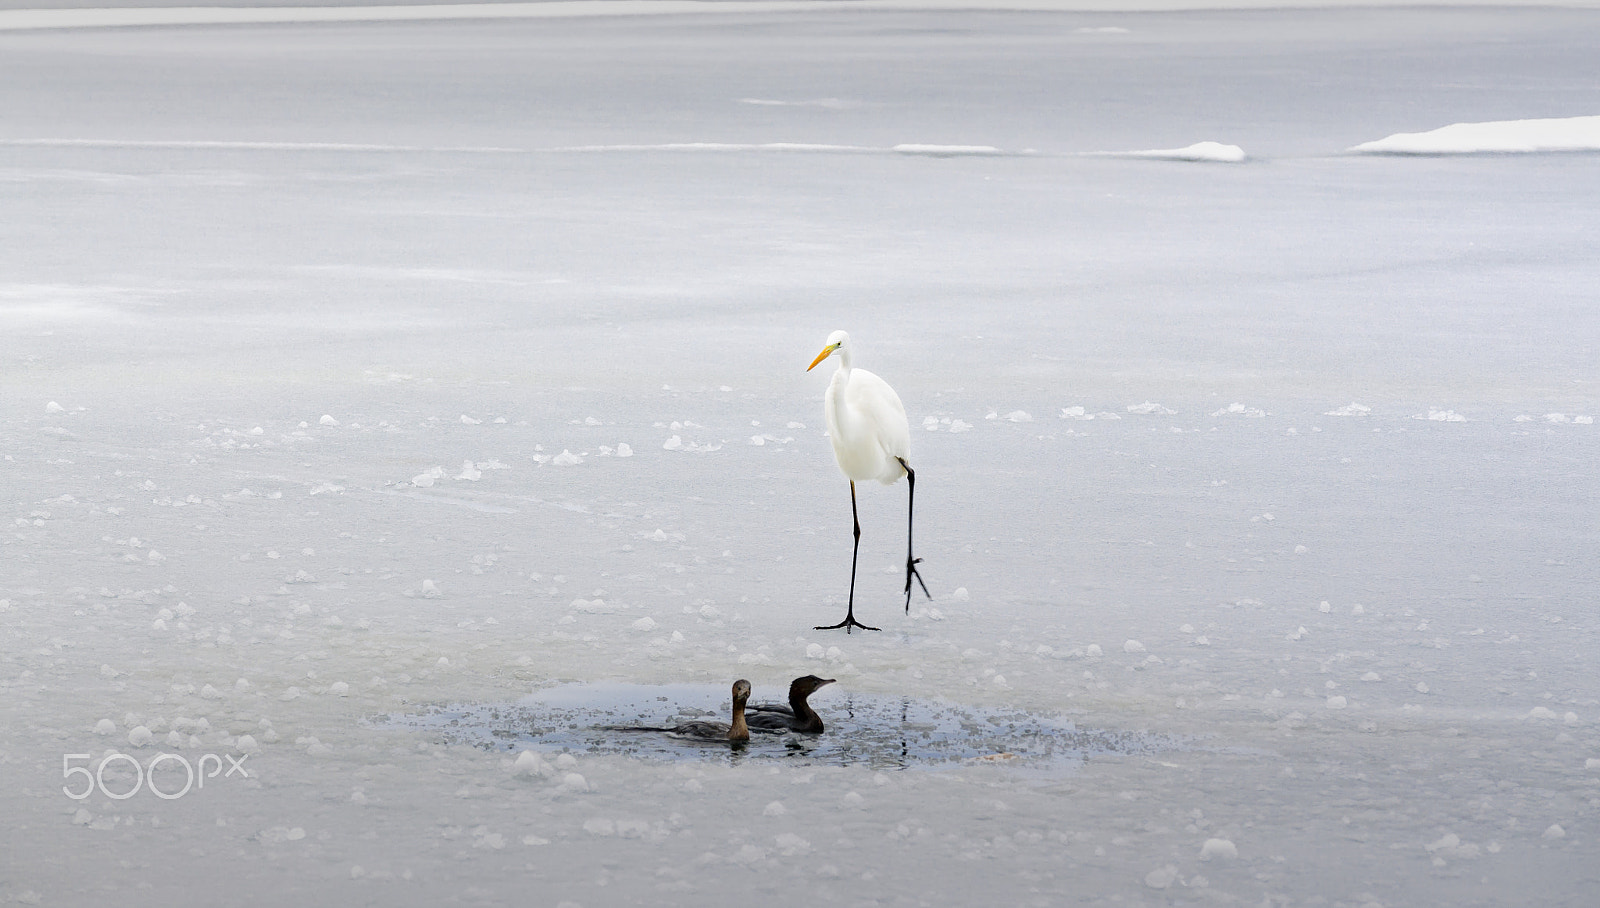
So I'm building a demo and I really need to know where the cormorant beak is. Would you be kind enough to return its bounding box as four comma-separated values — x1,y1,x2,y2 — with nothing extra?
806,344,837,372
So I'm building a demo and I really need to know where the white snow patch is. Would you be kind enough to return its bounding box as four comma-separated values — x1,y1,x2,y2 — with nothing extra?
1351,116,1600,155
1199,838,1237,860
1126,401,1176,415
1416,409,1466,422
1117,141,1246,163
892,144,1004,156
1324,402,1371,417
1213,402,1266,417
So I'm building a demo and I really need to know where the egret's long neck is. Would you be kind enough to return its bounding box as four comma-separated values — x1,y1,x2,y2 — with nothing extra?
827,361,854,430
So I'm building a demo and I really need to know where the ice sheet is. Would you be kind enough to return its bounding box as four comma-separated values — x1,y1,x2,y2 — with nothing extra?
2,4,1597,907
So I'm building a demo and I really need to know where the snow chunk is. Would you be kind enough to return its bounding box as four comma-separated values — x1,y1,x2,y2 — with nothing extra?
1324,402,1371,417
1124,141,1245,163
319,414,339,426
513,751,550,778
762,801,786,817
1543,824,1566,840
455,460,482,481
127,725,153,747
1417,409,1466,422
615,443,633,457
1213,402,1266,417
94,718,116,735
1123,639,1146,654
552,449,583,466
1144,865,1180,889
1199,838,1237,861
46,401,65,413
237,734,260,754
1126,401,1176,415
1326,695,1348,710
1352,116,1600,155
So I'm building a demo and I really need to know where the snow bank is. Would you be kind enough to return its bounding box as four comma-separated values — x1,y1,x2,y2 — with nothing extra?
1351,116,1600,155
1114,141,1247,163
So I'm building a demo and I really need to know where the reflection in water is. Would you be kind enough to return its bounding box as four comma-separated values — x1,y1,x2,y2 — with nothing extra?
378,682,1182,773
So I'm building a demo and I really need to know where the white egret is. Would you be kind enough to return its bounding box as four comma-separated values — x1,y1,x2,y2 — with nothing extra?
806,330,931,632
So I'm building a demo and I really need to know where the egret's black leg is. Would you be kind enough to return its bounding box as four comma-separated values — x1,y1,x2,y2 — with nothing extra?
817,481,879,633
897,457,930,612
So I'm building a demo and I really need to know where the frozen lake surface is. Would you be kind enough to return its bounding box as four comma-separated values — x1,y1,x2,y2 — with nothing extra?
3,2,1599,906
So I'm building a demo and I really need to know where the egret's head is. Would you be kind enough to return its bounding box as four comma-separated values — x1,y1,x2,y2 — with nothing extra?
807,330,850,371
732,679,752,703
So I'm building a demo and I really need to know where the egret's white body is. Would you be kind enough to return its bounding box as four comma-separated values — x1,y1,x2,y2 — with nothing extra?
807,330,930,632
822,342,910,486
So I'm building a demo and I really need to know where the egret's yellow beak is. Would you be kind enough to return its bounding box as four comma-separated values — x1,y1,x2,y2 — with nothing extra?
806,344,837,372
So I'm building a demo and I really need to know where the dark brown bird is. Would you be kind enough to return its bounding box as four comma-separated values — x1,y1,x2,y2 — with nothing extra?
608,679,751,742
747,675,837,734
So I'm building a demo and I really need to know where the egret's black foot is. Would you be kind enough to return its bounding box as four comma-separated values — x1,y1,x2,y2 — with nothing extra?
815,613,880,633
903,557,930,612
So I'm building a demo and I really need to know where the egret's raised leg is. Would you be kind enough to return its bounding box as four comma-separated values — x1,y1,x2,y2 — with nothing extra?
898,457,931,612
817,481,879,633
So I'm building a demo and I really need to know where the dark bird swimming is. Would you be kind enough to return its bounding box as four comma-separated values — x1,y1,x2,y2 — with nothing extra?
747,675,836,734
607,679,751,742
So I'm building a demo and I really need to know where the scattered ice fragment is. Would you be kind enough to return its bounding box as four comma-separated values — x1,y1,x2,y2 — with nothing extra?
1144,865,1180,889
552,449,583,465
663,435,683,450
455,461,482,481
1361,672,1381,682
951,587,970,601
1416,682,1430,694
1417,409,1467,422
1585,758,1600,771
749,435,765,446
1527,707,1558,720
615,443,633,457
94,718,116,735
237,734,260,753
46,401,65,413
319,415,339,426
1213,403,1266,417
127,725,154,747
1426,833,1461,853
460,414,481,425
513,751,548,777
1319,601,1331,613
1126,401,1175,415
1324,402,1371,417
1086,644,1103,658
1194,636,1209,646
561,773,589,792
1543,824,1565,840
1326,696,1348,709
1123,640,1146,654
762,801,786,817
330,681,349,697
631,616,657,631
1199,838,1237,861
